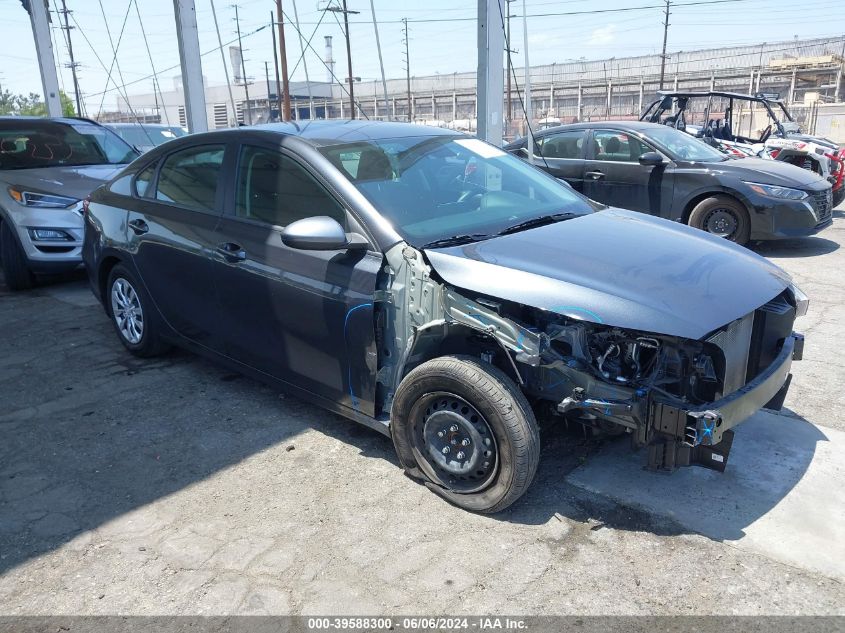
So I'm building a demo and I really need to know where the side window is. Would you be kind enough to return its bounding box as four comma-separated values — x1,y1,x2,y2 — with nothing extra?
536,130,586,159
235,145,345,227
134,163,157,197
593,131,652,162
155,145,225,211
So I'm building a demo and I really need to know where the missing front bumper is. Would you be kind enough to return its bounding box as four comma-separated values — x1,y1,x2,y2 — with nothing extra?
646,333,798,472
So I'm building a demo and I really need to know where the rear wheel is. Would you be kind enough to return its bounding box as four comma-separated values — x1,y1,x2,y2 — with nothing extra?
0,221,35,291
391,355,540,514
107,264,169,357
688,195,751,245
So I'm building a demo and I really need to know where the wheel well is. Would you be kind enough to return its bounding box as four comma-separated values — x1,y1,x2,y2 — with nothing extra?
402,323,522,386
98,256,121,312
681,191,748,224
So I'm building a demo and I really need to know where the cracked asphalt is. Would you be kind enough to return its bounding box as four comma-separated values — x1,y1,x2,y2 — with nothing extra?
0,203,843,615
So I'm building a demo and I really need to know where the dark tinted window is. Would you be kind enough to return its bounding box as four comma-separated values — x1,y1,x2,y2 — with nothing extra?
155,145,224,211
134,163,156,197
0,120,137,170
235,145,344,226
537,130,586,159
592,130,652,162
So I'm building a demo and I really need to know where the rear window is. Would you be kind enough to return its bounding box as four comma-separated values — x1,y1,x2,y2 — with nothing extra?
0,120,138,170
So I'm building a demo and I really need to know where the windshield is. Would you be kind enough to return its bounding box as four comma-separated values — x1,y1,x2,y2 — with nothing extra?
0,119,139,170
320,135,594,247
644,125,727,163
112,125,186,149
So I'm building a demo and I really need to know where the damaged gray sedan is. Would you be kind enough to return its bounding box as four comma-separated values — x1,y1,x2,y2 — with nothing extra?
83,121,806,513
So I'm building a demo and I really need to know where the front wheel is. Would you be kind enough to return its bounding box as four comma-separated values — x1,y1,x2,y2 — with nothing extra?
688,195,751,245
391,355,540,514
0,221,35,291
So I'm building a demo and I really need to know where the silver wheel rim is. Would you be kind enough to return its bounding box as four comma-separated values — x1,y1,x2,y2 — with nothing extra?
110,277,144,345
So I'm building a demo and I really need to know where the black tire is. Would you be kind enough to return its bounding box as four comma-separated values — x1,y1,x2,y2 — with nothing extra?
688,195,751,245
391,355,540,514
106,264,169,357
833,187,845,210
0,221,35,291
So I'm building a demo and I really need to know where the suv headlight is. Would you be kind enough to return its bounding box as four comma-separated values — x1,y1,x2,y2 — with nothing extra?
744,182,808,201
8,187,79,209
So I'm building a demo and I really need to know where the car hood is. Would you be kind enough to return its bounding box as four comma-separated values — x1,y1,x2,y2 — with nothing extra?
0,164,125,200
424,208,792,340
703,157,826,188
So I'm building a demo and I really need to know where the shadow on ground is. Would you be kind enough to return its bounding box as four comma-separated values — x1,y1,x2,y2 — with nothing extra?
0,270,829,577
751,236,839,258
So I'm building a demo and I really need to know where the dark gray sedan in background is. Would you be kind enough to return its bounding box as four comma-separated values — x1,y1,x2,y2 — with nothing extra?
83,121,806,513
505,121,833,244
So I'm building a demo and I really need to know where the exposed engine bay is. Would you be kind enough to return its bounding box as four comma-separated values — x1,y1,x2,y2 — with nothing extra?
376,243,803,474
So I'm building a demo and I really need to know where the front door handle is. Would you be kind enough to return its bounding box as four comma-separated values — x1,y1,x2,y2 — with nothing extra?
585,171,605,180
128,219,149,235
216,242,246,262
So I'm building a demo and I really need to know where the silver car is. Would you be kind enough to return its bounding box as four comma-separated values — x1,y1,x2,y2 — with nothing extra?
0,116,138,290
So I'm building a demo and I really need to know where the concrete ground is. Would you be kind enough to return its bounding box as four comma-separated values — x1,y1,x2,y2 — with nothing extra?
1,205,844,616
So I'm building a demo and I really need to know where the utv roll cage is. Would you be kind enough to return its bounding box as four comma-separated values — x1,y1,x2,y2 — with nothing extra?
640,90,798,145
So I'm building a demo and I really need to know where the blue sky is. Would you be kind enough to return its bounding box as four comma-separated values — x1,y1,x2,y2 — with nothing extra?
0,0,842,113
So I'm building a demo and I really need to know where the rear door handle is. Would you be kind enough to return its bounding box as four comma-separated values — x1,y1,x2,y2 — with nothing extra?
585,171,605,180
128,219,149,235
216,242,246,262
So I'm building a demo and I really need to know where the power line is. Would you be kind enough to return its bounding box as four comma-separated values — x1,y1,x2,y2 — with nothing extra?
133,0,170,126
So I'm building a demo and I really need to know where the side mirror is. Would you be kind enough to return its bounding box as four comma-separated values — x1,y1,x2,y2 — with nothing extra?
281,216,367,251
639,152,666,167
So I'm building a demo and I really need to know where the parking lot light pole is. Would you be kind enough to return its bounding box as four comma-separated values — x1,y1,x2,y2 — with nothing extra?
173,0,209,132
476,0,504,146
23,0,63,117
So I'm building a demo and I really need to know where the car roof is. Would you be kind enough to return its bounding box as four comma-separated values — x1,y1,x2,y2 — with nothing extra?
529,120,667,137
222,119,462,147
0,116,108,127
106,122,181,129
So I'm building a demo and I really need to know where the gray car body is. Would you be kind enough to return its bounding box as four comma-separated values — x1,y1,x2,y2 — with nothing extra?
505,121,832,240
0,117,133,273
83,121,802,474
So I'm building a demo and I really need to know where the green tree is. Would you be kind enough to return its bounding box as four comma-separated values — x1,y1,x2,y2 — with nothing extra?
0,90,76,117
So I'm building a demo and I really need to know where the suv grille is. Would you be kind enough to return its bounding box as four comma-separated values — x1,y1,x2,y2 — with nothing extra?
812,189,833,225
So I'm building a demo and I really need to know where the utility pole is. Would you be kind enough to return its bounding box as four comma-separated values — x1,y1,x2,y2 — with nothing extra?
369,0,389,120
274,0,291,120
505,0,516,127
264,61,272,120
270,10,283,119
233,4,251,124
58,0,82,116
402,17,412,122
659,0,671,90
325,1,358,119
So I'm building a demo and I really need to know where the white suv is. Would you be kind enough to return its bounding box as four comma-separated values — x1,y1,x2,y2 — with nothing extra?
0,117,138,290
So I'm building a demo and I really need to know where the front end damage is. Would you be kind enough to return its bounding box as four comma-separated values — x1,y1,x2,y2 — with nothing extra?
376,243,804,474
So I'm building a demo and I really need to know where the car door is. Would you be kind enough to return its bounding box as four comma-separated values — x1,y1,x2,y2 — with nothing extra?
212,142,381,416
582,129,673,215
531,129,588,193
127,143,231,351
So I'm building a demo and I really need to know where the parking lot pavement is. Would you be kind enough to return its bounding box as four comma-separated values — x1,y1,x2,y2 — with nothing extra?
1,207,844,616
